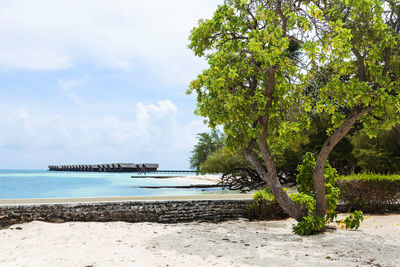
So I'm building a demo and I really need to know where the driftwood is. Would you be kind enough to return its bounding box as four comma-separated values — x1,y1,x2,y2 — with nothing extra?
219,168,266,192
219,168,297,192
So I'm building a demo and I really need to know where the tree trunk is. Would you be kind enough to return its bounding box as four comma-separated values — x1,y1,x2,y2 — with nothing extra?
245,141,308,222
313,106,373,216
392,126,400,146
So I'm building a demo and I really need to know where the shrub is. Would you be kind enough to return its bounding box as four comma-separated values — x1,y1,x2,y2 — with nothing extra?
247,188,287,220
343,211,364,230
292,214,325,235
200,148,251,174
336,174,400,212
289,192,316,213
291,153,363,235
292,152,339,223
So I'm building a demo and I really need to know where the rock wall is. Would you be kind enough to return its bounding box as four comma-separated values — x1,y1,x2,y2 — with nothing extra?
0,199,267,225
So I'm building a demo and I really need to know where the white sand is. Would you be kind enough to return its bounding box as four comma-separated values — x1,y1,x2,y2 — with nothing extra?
166,174,222,185
1,214,399,266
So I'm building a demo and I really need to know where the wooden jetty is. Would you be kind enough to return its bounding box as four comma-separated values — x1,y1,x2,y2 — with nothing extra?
48,163,159,173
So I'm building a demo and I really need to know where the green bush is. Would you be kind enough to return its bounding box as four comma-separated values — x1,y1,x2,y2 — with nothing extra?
338,173,400,182
292,152,339,222
343,211,364,230
336,173,400,212
247,188,275,217
289,192,316,212
292,214,325,235
252,187,274,202
291,153,363,234
199,148,251,174
247,188,288,220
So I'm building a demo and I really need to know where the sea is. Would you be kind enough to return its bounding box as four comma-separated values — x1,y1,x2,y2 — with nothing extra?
0,170,226,199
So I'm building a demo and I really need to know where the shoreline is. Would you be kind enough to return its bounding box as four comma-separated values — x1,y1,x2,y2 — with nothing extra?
0,193,252,205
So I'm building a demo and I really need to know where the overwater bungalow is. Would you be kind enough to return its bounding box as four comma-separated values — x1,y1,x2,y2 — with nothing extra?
143,163,159,172
91,165,99,172
119,163,137,172
49,162,159,173
112,163,120,172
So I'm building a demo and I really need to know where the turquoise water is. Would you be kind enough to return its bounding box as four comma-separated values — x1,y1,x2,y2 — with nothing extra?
0,170,225,199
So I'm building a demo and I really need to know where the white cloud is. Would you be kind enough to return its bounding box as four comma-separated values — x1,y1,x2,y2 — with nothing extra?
58,75,89,105
0,100,208,169
58,75,89,91
0,47,71,70
0,0,221,84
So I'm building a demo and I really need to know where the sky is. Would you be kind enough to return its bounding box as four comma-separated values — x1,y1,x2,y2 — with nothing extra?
0,0,222,169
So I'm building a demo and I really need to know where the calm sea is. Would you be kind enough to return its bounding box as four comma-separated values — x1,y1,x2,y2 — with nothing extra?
0,170,225,199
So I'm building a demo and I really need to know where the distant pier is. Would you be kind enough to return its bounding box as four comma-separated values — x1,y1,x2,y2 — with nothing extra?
48,163,159,173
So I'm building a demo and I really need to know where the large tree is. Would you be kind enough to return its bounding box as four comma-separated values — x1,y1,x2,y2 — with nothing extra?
188,0,400,221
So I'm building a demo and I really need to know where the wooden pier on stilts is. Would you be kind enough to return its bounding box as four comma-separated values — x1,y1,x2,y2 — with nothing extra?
48,163,159,173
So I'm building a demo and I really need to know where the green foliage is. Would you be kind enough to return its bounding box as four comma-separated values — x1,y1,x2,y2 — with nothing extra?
189,130,224,171
337,173,400,182
325,184,340,223
247,187,276,218
199,147,251,174
274,112,358,178
292,153,341,232
188,0,400,153
343,211,364,230
292,215,325,236
351,129,400,174
252,187,274,202
188,0,313,151
296,152,316,195
296,152,338,195
289,192,316,213
277,115,400,176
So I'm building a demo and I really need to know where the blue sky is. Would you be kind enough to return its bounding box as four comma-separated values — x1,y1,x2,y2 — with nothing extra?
0,0,222,169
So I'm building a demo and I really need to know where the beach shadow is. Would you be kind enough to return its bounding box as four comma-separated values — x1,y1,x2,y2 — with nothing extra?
0,222,14,230
145,219,400,266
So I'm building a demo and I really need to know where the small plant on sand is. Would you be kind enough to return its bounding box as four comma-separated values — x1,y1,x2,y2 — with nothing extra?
292,214,325,235
291,153,364,235
337,211,364,230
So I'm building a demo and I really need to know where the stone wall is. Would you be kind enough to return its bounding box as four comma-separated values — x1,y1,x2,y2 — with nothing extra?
0,199,264,225
2,198,397,226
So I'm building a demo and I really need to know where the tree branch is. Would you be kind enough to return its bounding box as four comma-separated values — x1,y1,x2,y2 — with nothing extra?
313,105,373,216
351,47,367,82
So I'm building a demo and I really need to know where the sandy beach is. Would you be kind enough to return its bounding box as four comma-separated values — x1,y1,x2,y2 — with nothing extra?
156,174,223,185
0,214,399,267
